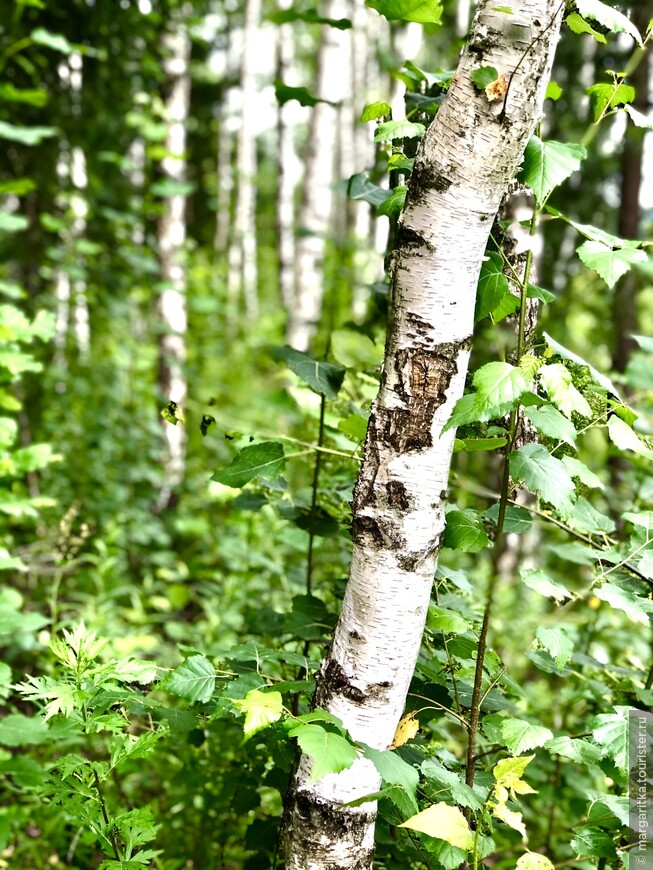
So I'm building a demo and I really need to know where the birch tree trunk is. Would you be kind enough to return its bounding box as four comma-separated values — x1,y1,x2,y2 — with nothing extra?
157,18,191,510
282,2,564,866
275,0,297,312
286,0,350,351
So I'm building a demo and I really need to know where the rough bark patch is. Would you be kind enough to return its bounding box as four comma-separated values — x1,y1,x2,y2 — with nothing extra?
282,789,376,870
318,659,367,705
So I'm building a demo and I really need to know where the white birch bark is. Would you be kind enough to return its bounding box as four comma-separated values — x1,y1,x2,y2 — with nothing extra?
157,18,191,508
286,0,350,351
227,0,261,321
282,2,564,866
276,0,297,311
215,12,235,254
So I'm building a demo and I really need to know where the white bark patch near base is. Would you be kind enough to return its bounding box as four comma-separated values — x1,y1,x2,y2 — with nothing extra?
283,2,564,868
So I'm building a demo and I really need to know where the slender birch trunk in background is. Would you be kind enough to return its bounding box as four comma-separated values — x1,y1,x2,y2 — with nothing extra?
215,12,235,255
282,2,563,866
275,0,297,312
227,0,261,322
286,0,349,351
157,18,191,510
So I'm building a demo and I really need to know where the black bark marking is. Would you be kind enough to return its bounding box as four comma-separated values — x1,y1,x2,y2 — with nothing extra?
398,535,442,572
397,223,436,254
387,479,412,511
350,515,385,547
319,659,367,705
282,789,376,870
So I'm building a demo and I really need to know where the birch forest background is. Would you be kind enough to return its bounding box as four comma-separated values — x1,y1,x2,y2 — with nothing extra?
1,0,653,868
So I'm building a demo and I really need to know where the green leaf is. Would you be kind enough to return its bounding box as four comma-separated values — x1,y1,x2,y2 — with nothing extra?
595,583,653,626
516,582,563,623
577,240,648,288
591,707,629,771
348,172,393,207
510,444,576,517
586,791,629,825
607,416,653,458
570,826,617,858
274,81,334,107
473,361,528,417
287,723,358,782
360,101,391,121
470,66,499,89
200,414,216,436
586,83,635,122
0,713,49,746
454,436,508,453
501,718,554,754
443,509,489,553
545,81,562,101
475,252,509,321
373,120,426,142
526,283,556,303
270,345,345,397
162,655,216,703
366,0,443,24
0,121,57,145
562,456,604,489
364,746,419,814
283,594,337,640
518,136,586,202
377,185,407,217
420,759,485,811
232,689,284,738
212,442,286,488
268,8,351,28
539,363,592,418
535,626,574,668
483,504,532,534
427,605,470,634
518,136,587,203
574,0,642,44
443,393,484,432
31,27,75,53
0,84,47,106
569,497,615,534
545,735,602,766
399,802,474,849
0,214,29,234
566,11,607,42
160,400,183,425
338,413,369,442
524,404,577,447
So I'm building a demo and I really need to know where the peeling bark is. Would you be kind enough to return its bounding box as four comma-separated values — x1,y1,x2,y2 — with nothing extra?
282,2,563,867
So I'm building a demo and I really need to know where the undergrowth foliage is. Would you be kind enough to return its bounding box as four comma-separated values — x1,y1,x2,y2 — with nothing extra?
1,1,653,869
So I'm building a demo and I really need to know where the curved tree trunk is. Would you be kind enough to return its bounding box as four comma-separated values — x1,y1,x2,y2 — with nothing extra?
282,2,564,867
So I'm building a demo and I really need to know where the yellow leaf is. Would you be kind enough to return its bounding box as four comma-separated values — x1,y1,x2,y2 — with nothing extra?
232,689,283,738
399,802,474,850
391,712,419,749
493,800,527,838
516,853,555,869
493,754,535,791
485,74,508,101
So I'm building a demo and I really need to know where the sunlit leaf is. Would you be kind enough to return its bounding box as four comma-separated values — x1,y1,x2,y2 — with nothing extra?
509,444,577,517
162,655,216,703
443,509,489,553
399,802,474,849
232,689,284,738
366,0,443,24
518,136,586,202
286,722,357,782
577,240,648,288
575,0,642,44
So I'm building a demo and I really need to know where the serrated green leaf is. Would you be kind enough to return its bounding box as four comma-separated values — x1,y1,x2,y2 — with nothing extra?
373,120,426,142
428,605,470,634
524,403,577,447
473,361,529,415
287,723,357,782
0,713,49,746
232,689,284,738
212,441,286,488
443,509,489,553
577,240,648,288
570,826,617,858
399,802,473,848
501,718,554,754
545,735,602,766
348,172,392,207
569,496,615,534
270,345,345,397
470,66,499,89
483,504,532,534
535,626,574,668
510,444,577,517
360,101,391,121
526,283,556,302
539,363,592,418
595,583,653,625
364,746,419,814
561,456,604,489
442,393,484,432
163,655,216,703
586,82,635,122
421,759,485,810
566,11,607,42
377,185,407,217
518,136,586,202
575,0,642,44
476,252,509,321
366,0,443,24
607,415,653,458
454,436,507,453
591,707,629,770
490,288,520,322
